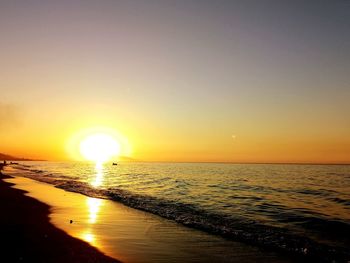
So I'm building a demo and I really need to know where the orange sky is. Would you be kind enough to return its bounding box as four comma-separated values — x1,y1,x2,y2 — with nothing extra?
1,1,350,164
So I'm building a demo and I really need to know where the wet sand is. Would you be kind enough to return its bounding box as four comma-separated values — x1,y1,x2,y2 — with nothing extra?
3,165,294,263
0,165,119,262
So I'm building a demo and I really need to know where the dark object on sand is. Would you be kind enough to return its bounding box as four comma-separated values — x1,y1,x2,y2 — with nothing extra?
70,220,73,224
0,162,7,171
113,163,118,166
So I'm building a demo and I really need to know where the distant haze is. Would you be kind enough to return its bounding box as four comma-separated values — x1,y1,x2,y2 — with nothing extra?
0,0,349,163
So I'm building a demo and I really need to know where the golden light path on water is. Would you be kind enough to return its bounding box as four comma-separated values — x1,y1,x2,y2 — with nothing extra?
88,197,103,224
80,162,104,245
78,130,121,246
70,126,129,246
91,162,104,188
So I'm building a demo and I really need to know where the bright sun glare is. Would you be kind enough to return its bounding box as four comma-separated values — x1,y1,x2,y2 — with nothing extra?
80,133,121,163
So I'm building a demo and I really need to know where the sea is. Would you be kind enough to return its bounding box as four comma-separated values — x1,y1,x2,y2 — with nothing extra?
8,162,350,261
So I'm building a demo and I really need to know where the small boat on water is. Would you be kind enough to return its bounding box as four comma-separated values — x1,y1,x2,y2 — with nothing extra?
113,162,118,166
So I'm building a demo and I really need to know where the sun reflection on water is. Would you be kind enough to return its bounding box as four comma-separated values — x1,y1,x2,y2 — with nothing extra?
91,162,104,187
79,163,106,247
81,231,95,244
80,197,104,247
87,197,103,224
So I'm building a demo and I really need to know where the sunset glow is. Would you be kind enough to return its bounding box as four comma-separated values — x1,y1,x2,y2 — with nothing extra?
0,1,349,164
1,2,350,262
65,127,131,163
80,133,120,163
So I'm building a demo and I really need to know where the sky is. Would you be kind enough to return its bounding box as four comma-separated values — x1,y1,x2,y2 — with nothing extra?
0,0,350,163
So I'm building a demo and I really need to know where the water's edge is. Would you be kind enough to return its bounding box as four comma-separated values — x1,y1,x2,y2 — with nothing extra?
6,164,349,263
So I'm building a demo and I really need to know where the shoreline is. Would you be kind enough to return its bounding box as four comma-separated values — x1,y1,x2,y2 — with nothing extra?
0,164,119,263
13,165,346,262
3,164,295,263
3,163,349,262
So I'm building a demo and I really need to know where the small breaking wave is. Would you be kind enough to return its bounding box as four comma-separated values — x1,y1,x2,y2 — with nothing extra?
54,180,350,262
8,163,350,262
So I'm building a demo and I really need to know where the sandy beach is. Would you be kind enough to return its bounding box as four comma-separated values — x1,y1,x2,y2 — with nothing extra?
0,164,119,262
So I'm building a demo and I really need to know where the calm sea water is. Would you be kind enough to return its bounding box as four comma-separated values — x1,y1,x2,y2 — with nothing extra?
9,162,350,261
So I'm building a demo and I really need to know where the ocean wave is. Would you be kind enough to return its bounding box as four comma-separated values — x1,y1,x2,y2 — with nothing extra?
9,164,350,262
55,180,350,262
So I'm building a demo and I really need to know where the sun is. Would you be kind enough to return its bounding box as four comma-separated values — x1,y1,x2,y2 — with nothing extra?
79,133,121,163
66,127,131,162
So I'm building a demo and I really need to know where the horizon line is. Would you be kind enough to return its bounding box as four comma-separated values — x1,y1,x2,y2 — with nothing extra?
2,153,349,165
17,159,350,166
